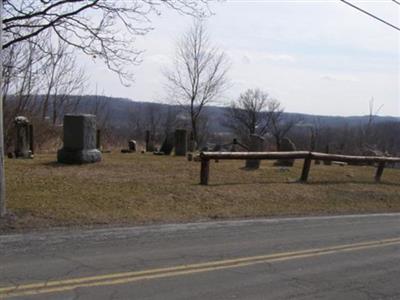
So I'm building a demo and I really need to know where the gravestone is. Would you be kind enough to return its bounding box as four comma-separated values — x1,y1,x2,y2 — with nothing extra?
145,130,155,152
57,114,102,164
121,140,137,153
213,144,222,151
14,116,33,159
245,134,265,169
231,138,238,152
323,144,332,166
29,124,34,155
128,140,137,152
275,137,296,167
174,129,187,156
160,133,174,155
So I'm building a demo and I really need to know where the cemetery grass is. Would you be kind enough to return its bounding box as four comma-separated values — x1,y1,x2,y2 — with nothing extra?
2,152,400,232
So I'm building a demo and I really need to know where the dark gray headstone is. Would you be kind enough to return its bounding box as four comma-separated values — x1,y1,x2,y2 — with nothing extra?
145,130,155,152
174,129,187,156
160,133,174,155
231,138,238,152
245,134,265,169
57,114,102,164
323,144,332,166
213,144,222,151
14,116,32,159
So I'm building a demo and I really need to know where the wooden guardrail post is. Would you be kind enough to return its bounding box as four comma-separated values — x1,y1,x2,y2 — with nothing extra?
375,162,385,182
300,154,312,182
200,158,210,185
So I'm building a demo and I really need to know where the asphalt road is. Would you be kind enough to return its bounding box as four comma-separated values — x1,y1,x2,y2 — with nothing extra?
1,213,400,299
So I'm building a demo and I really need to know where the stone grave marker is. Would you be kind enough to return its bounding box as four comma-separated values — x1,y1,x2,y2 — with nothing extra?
174,129,187,156
245,134,265,169
14,116,33,159
57,114,102,164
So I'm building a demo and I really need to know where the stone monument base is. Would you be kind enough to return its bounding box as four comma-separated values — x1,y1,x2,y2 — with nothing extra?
57,148,102,164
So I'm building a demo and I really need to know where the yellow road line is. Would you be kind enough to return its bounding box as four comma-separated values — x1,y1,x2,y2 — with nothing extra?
1,237,399,298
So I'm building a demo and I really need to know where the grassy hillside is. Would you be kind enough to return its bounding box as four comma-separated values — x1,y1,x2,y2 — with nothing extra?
1,153,399,232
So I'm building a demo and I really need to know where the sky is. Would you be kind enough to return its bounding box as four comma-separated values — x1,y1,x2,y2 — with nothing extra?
81,0,400,117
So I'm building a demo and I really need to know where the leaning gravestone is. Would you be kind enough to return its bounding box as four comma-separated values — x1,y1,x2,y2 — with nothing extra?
275,137,296,167
14,116,33,158
245,134,265,169
174,129,187,156
57,114,102,164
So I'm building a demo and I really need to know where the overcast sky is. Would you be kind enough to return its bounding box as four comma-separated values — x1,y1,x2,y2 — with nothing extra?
81,0,400,117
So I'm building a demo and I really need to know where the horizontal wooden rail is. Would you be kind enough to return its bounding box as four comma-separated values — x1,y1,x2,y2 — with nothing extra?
200,151,310,160
199,151,400,185
311,152,400,164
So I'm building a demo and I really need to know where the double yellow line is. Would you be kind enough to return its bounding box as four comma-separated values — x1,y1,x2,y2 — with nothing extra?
1,237,400,298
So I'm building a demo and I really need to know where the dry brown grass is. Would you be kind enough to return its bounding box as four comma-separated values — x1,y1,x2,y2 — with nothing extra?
2,152,400,231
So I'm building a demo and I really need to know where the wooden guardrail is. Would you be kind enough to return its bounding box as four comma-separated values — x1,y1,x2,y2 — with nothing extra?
199,151,400,185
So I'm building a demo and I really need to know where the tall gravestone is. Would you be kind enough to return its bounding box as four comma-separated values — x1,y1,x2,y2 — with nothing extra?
245,134,265,169
14,116,32,158
57,114,102,164
145,130,155,152
160,133,174,155
174,129,187,156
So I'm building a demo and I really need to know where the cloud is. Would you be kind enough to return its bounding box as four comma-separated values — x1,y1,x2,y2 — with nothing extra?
236,51,296,64
261,54,296,62
320,74,360,83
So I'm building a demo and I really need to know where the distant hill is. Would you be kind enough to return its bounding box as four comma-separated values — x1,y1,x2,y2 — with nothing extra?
8,94,398,132
73,95,399,132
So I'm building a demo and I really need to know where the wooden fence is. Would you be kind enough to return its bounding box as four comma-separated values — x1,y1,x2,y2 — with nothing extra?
199,151,400,185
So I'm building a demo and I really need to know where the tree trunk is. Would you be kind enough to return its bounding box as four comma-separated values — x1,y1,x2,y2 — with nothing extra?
0,2,7,217
191,117,198,149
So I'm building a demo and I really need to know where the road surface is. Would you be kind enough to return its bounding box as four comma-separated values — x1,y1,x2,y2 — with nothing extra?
1,213,400,299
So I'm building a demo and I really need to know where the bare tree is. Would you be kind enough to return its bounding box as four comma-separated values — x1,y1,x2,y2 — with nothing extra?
362,97,383,150
0,0,215,217
165,21,230,146
41,40,87,125
224,88,271,144
3,0,213,83
2,37,48,151
267,100,299,150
